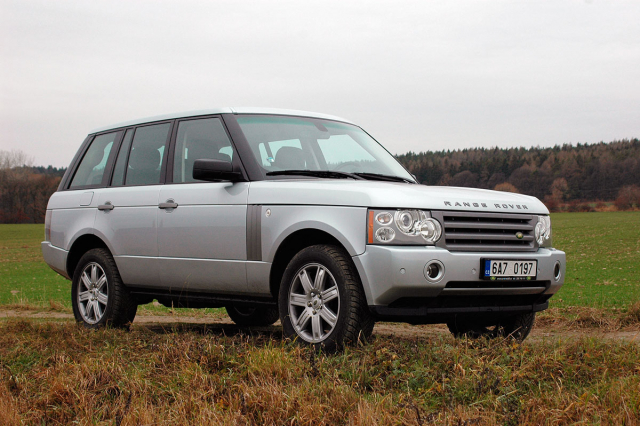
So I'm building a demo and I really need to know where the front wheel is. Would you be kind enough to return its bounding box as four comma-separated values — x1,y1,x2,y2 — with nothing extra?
447,312,536,341
71,248,137,329
278,245,374,352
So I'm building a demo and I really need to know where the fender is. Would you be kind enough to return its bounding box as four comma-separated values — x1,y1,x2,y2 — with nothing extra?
259,205,367,263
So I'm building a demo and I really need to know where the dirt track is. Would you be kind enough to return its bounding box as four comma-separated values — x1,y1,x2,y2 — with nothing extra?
1,309,638,342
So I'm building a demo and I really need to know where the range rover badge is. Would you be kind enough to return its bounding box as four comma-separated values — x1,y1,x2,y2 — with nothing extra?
516,232,524,239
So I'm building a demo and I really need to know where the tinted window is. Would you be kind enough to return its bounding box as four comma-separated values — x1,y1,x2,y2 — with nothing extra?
236,115,413,180
257,139,302,167
111,129,133,186
173,118,234,183
125,123,171,186
69,132,118,188
318,135,376,165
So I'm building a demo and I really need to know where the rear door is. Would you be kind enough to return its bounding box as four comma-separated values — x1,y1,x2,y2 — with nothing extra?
51,131,120,252
92,121,173,288
157,116,250,294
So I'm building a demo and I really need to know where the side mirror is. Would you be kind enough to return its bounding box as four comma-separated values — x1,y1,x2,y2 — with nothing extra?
192,159,243,182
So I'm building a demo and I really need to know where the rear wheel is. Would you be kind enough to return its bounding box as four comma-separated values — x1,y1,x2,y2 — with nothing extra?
71,248,137,329
225,305,279,326
447,312,535,341
278,244,374,352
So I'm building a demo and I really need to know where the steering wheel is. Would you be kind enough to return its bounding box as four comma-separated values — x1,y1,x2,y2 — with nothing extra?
334,162,360,172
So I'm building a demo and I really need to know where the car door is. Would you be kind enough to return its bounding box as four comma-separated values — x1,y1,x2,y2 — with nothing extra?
92,121,173,288
157,116,250,294
54,131,120,255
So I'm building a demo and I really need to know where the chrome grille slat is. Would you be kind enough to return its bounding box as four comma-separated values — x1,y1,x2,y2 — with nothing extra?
444,232,534,241
443,222,534,231
432,210,538,252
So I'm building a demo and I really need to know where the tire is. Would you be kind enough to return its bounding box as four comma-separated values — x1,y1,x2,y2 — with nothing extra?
71,248,137,329
278,244,374,352
447,312,536,342
225,305,279,326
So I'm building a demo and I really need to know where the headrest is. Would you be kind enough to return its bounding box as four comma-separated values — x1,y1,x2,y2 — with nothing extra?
274,146,305,169
129,146,161,171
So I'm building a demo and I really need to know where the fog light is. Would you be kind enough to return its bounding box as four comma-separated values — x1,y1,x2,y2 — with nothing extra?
554,261,562,281
424,260,445,283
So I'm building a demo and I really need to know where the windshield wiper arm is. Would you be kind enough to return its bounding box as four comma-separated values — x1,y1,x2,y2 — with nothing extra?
353,172,415,183
266,170,364,180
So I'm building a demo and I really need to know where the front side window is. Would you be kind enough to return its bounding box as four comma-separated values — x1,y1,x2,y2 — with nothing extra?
69,132,118,188
124,123,171,186
173,117,234,183
236,115,413,181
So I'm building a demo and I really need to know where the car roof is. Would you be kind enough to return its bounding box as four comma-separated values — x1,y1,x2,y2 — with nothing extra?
89,107,355,134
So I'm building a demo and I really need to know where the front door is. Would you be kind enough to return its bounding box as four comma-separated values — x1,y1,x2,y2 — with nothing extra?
156,116,250,294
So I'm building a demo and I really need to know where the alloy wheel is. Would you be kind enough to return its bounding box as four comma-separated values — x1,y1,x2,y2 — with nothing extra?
288,263,340,343
77,262,109,324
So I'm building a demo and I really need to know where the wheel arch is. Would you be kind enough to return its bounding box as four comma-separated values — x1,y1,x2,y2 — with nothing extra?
66,234,111,278
269,228,356,300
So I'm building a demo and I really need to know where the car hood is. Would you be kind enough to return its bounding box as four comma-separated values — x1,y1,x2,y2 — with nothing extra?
248,180,548,214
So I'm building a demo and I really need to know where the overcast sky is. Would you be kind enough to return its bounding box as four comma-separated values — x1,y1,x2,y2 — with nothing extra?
1,0,639,167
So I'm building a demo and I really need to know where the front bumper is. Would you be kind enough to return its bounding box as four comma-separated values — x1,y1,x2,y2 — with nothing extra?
41,242,70,279
352,245,565,321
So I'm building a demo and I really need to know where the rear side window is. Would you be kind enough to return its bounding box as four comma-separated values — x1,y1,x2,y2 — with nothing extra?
69,132,118,188
124,123,171,186
173,117,234,183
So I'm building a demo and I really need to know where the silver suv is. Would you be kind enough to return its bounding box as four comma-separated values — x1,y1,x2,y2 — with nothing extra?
42,108,565,350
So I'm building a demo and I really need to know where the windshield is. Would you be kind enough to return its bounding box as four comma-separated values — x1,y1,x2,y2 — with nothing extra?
235,115,414,182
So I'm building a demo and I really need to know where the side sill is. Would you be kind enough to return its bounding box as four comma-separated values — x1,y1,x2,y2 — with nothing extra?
127,287,277,309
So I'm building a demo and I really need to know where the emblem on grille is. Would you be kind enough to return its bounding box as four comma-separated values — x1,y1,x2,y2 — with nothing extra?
516,232,524,239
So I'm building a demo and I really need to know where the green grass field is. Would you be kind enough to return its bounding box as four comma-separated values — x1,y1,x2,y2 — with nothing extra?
1,212,639,309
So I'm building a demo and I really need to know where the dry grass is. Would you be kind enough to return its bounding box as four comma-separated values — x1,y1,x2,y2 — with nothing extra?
538,302,640,331
1,319,639,425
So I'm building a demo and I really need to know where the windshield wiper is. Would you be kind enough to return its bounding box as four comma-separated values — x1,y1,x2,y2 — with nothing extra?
353,172,415,184
266,170,364,180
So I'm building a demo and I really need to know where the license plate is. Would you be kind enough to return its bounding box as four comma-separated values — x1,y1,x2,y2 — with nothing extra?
482,259,537,280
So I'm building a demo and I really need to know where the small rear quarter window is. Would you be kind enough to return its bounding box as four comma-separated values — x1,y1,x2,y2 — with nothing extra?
69,132,118,188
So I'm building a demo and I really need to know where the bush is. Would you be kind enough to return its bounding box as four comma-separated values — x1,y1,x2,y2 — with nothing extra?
567,200,595,213
543,196,560,212
614,185,640,211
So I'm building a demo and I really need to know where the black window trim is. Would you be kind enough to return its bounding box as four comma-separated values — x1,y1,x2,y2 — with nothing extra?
108,127,135,187
61,111,372,191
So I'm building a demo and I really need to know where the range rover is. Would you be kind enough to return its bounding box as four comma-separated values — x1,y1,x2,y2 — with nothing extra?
42,108,565,350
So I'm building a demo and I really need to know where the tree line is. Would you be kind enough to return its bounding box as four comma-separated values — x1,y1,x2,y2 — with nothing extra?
0,150,64,223
1,140,639,223
396,139,640,210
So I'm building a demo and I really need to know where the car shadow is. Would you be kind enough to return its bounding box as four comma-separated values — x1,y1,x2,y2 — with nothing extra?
134,322,284,341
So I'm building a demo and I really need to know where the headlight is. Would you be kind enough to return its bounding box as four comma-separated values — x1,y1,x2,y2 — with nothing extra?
368,209,442,245
534,215,552,246
394,210,427,235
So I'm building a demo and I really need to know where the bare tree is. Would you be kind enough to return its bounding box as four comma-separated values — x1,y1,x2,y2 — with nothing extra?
0,149,34,169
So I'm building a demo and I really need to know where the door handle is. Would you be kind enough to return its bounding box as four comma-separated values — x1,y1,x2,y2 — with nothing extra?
98,202,114,211
159,200,178,209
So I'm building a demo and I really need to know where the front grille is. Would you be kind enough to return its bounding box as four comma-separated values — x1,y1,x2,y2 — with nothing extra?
431,211,537,252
